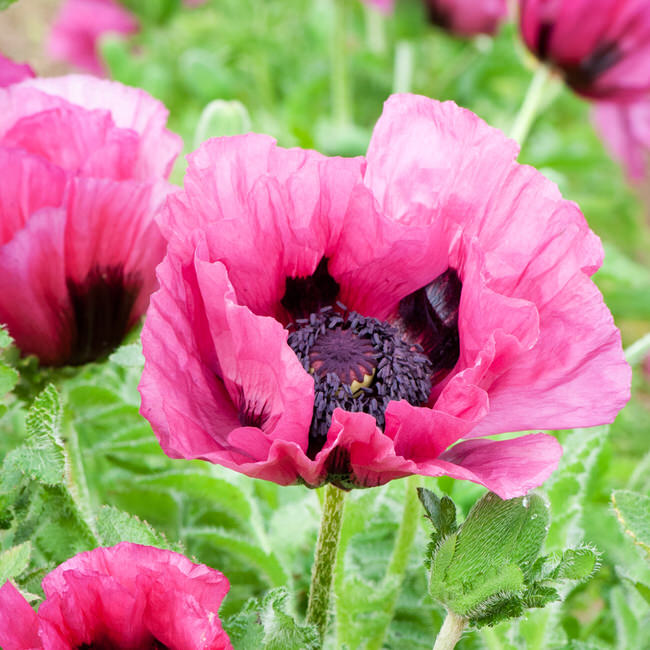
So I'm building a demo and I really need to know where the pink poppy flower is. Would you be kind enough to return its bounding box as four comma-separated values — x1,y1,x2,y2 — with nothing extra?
140,94,630,498
520,0,650,100
49,0,138,76
49,0,207,76
592,97,650,181
0,76,181,365
425,0,508,37
0,53,35,88
0,542,232,649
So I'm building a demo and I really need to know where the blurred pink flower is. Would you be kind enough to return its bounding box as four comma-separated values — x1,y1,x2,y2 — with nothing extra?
140,94,630,498
0,543,232,649
0,53,35,87
49,0,207,76
49,0,138,76
0,75,181,365
593,97,650,181
520,0,650,100
425,0,508,37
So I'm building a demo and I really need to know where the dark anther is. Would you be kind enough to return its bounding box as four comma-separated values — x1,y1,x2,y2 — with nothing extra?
281,257,340,321
537,22,554,60
425,1,451,29
562,41,621,92
398,268,461,380
65,265,140,367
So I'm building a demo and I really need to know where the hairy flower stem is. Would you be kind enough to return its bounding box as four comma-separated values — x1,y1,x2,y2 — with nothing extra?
366,476,421,650
433,610,468,650
307,483,347,644
331,0,352,126
509,63,552,147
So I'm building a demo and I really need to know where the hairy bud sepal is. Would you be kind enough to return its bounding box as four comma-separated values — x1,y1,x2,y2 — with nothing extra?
418,489,600,628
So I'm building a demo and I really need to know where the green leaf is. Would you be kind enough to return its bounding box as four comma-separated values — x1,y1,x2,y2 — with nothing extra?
1,385,65,489
0,0,18,11
134,471,252,522
612,490,650,556
108,343,144,368
0,325,11,349
553,546,600,581
0,542,31,583
224,589,319,650
185,527,288,587
417,487,457,543
95,505,180,551
0,364,18,396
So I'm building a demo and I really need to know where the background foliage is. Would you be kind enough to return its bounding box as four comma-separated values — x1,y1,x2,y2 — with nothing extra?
0,0,649,647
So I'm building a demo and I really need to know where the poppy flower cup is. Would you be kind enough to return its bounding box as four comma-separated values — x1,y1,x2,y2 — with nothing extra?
520,0,650,100
140,94,630,498
0,75,181,365
0,53,35,88
425,0,508,37
0,543,232,649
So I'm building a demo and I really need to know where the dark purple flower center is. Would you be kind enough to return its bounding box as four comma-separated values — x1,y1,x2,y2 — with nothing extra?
535,23,621,93
288,307,433,460
64,265,141,367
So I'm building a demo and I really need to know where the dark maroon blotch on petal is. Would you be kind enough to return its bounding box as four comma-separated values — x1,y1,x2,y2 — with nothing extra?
537,22,554,60
281,257,340,321
78,641,169,650
237,388,271,429
65,265,141,366
398,268,461,379
562,41,621,92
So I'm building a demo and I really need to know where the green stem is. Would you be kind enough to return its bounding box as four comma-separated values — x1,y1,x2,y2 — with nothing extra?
63,412,98,539
509,64,551,148
307,484,348,644
393,40,415,94
330,0,351,126
364,4,386,54
433,610,468,650
366,476,421,650
625,332,650,365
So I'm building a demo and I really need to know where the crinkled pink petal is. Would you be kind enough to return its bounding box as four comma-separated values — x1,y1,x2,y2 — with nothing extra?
0,53,35,88
63,176,168,322
0,582,40,650
0,207,69,364
48,0,138,76
162,134,364,319
425,0,507,37
365,94,630,435
593,98,650,181
3,106,139,179
0,147,66,246
430,433,563,499
17,75,182,179
140,250,315,482
36,543,232,649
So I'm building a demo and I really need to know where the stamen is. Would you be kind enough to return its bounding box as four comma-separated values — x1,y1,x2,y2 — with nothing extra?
288,308,433,463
